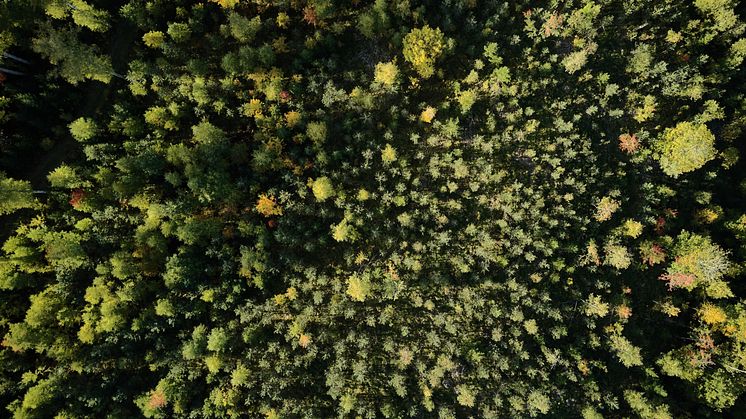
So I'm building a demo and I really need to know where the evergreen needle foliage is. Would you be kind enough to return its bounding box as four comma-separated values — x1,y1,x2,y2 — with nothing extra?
0,0,745,417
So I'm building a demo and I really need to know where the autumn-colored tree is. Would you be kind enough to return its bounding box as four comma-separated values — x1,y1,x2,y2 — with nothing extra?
402,25,447,78
256,194,283,216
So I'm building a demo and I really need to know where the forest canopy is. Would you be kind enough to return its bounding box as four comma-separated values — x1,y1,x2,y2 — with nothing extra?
1,0,746,417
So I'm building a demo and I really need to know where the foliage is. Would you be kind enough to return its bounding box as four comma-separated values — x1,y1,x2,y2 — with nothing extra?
68,117,97,142
373,61,399,88
420,106,437,123
664,231,731,295
0,173,35,215
381,143,397,164
657,122,717,177
311,177,334,202
402,25,447,79
610,334,644,367
1,1,745,417
142,31,165,48
256,194,282,217
32,25,112,84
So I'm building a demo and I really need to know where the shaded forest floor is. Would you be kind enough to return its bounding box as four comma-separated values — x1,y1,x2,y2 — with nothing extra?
26,22,137,188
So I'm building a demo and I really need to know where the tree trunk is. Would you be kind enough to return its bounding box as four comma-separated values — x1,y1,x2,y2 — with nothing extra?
2,52,31,65
0,67,25,76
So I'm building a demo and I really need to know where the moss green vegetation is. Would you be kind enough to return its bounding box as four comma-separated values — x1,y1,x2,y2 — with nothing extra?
0,0,745,417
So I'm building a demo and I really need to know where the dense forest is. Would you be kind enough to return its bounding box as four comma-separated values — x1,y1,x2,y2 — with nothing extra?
1,0,745,417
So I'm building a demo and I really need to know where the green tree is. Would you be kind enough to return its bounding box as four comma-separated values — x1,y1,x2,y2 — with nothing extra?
311,177,334,201
657,122,717,177
228,13,261,43
0,173,35,215
69,0,109,32
32,25,112,84
47,164,83,188
373,61,399,88
143,31,165,48
68,117,97,142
